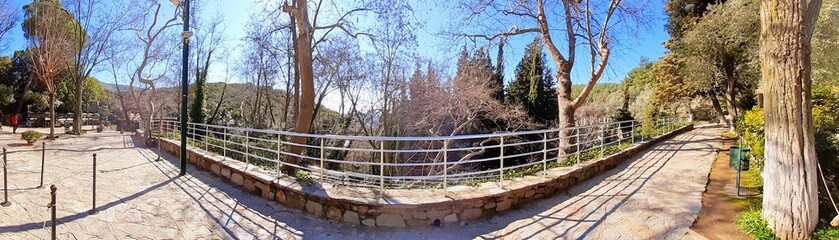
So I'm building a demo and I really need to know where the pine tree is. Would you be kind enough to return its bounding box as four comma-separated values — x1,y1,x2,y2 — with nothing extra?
506,37,558,124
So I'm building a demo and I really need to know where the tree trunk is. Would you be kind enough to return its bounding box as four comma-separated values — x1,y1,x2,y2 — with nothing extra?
73,78,83,134
48,91,56,139
758,0,821,238
724,76,737,132
556,72,576,154
709,91,728,126
285,0,315,175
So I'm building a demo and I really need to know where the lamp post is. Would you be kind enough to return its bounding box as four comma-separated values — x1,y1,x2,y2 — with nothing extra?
172,0,191,176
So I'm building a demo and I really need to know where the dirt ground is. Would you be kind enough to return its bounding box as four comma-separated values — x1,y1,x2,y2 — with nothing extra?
690,135,754,239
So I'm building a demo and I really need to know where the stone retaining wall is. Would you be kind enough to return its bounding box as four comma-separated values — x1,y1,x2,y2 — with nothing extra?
140,124,694,228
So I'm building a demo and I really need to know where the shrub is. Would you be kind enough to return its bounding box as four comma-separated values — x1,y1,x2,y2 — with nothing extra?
738,107,765,170
735,209,778,240
21,130,43,142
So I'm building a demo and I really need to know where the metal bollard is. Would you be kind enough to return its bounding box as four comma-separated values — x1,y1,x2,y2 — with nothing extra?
90,153,96,214
2,148,7,206
49,185,57,240
40,142,45,188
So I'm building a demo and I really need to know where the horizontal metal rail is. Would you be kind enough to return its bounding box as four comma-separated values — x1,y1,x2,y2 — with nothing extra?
142,116,689,189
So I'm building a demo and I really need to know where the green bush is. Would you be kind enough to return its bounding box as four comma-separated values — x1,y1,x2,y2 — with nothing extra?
21,130,43,142
738,107,765,171
735,209,778,240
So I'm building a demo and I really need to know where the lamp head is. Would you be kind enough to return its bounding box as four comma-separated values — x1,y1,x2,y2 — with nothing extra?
170,0,180,6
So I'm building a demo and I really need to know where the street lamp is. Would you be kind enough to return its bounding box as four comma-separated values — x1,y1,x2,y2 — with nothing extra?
171,0,190,176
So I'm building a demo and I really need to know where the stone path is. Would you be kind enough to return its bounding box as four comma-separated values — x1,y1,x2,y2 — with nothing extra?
0,127,722,239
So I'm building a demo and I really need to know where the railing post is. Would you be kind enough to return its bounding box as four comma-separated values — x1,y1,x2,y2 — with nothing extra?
499,136,505,188
245,130,250,166
49,185,56,240
600,121,605,158
542,132,547,178
40,142,45,188
575,129,581,165
631,120,636,144
443,139,448,195
204,125,208,151
320,138,325,179
90,153,96,214
223,128,227,159
379,140,385,192
277,133,283,178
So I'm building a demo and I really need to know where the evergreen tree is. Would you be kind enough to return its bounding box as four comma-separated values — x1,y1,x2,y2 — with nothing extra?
190,69,206,124
491,40,505,102
506,37,558,124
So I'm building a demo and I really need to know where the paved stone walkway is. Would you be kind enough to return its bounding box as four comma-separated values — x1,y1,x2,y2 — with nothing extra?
0,127,721,239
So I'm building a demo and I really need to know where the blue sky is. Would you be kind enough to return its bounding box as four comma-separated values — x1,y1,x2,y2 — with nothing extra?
2,0,670,86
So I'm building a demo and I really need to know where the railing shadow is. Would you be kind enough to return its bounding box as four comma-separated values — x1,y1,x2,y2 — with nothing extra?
456,128,710,239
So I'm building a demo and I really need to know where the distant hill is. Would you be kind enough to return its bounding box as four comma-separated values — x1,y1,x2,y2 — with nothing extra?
99,81,130,93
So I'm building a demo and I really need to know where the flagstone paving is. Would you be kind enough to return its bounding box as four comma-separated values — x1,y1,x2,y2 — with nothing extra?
0,126,721,239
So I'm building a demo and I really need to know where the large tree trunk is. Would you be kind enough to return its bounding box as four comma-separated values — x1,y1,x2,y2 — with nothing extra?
709,92,728,126
556,72,576,154
284,0,315,175
758,0,821,238
724,76,737,132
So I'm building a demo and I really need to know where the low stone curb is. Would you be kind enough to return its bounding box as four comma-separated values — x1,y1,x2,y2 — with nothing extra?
139,124,694,228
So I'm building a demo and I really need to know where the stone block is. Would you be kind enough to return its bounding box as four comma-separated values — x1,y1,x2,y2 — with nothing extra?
305,201,324,217
427,209,451,221
286,193,306,210
244,178,255,192
443,214,458,224
220,168,231,178
231,173,244,186
362,218,376,227
496,199,512,212
525,189,535,198
343,210,360,225
484,202,496,210
326,206,343,221
410,211,427,220
275,191,286,204
376,213,406,228
460,208,482,221
210,164,220,175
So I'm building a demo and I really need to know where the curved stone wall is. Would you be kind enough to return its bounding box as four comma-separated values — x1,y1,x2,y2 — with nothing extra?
146,124,694,227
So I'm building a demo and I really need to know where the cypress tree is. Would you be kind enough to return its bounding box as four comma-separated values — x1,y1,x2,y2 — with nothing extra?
506,37,558,124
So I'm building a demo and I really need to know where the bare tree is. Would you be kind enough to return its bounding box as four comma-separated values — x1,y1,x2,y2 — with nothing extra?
23,0,76,139
123,0,181,142
0,0,18,51
281,0,373,174
66,0,128,134
456,0,649,147
758,0,822,237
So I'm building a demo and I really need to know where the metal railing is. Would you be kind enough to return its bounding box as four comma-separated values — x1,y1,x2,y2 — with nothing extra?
145,116,689,190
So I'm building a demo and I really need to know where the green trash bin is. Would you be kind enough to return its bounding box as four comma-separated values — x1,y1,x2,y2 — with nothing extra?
729,146,751,170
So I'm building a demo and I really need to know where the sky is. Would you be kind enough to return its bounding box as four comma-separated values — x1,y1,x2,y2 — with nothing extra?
1,0,670,109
